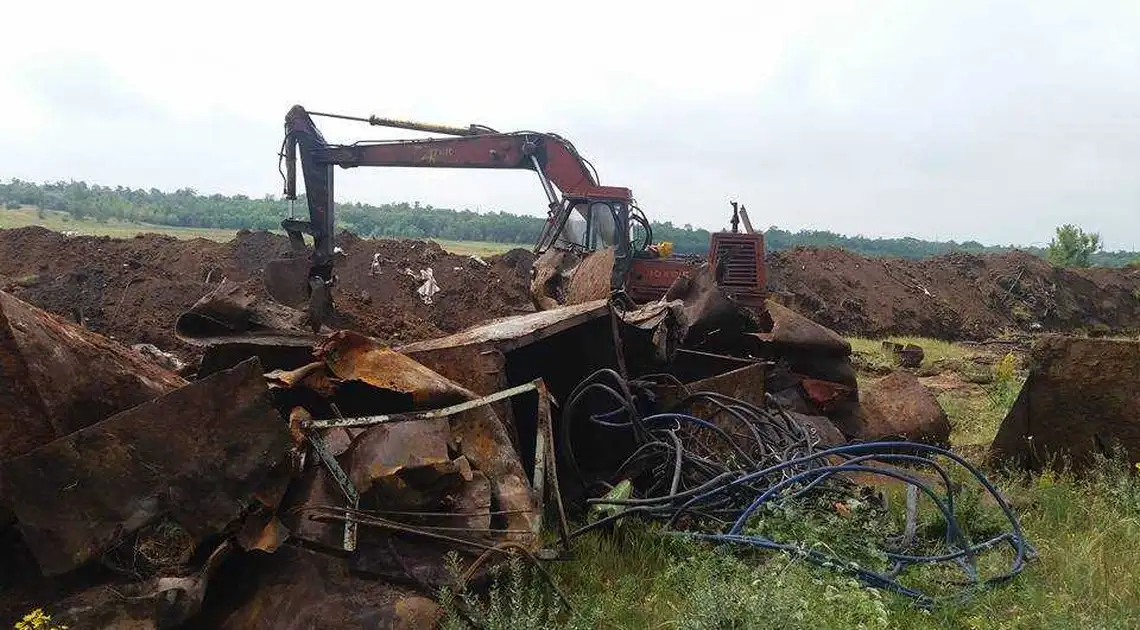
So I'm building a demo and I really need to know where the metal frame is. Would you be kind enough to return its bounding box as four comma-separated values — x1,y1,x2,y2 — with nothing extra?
303,378,571,553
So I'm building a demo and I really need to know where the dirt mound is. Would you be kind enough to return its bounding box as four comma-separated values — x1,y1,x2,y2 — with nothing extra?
4,225,1136,355
767,247,1140,340
0,227,536,358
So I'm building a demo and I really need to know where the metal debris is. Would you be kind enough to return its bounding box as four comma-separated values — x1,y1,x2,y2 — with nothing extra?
990,335,1140,471
2,357,290,576
0,290,186,464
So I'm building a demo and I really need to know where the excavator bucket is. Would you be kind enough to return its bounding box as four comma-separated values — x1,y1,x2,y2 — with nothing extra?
264,255,335,333
263,256,312,309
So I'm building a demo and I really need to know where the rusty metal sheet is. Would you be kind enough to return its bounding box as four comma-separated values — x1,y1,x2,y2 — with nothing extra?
283,342,541,550
197,341,317,378
387,342,515,444
318,331,472,406
266,361,336,398
801,377,856,412
530,247,585,311
210,546,440,630
447,402,538,537
0,290,186,463
565,247,615,305
175,279,317,347
688,362,766,408
756,299,851,354
989,335,1140,471
37,541,233,630
2,357,290,576
397,299,610,354
619,300,677,330
662,264,762,348
344,418,452,494
281,459,346,550
651,360,768,426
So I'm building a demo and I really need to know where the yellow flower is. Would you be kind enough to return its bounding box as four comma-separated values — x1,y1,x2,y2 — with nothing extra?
14,608,67,630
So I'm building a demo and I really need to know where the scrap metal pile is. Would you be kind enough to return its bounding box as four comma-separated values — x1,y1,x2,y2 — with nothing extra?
0,262,1032,629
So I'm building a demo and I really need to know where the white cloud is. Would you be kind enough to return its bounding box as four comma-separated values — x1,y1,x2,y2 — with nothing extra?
2,0,1138,249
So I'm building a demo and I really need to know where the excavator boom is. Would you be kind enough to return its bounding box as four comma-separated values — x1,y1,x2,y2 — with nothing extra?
273,105,634,329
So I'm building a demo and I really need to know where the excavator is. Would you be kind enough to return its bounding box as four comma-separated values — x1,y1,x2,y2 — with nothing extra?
268,105,766,330
267,105,857,436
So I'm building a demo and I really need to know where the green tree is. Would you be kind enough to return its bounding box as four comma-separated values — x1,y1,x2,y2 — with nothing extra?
1046,224,1102,268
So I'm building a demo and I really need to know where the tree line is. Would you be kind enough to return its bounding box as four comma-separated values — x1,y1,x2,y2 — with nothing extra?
1,178,1136,267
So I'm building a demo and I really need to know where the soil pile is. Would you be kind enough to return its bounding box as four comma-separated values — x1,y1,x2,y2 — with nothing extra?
0,227,536,356
3,225,1138,353
767,247,1140,339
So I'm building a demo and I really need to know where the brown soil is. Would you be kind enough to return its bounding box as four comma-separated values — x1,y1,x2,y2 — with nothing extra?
767,247,1140,340
3,226,1138,360
0,227,536,361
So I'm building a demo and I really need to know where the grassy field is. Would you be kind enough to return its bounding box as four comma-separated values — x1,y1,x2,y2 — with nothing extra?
0,206,240,241
0,206,517,256
438,339,1140,630
431,239,517,257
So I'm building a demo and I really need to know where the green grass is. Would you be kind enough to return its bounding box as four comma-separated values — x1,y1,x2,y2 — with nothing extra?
852,337,1025,448
0,206,516,256
849,335,975,370
0,206,240,241
444,339,1140,629
938,388,1007,447
432,239,517,257
467,462,1140,630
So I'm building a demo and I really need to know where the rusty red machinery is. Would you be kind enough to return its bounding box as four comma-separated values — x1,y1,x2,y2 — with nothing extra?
270,105,766,328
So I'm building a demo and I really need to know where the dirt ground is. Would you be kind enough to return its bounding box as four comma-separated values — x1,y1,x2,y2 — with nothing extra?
767,247,1140,340
0,227,537,358
3,226,1139,363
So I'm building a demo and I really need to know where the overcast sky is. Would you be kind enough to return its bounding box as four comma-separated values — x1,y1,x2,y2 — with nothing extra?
2,1,1138,249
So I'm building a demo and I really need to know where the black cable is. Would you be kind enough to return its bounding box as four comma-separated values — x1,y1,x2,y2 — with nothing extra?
558,370,1033,606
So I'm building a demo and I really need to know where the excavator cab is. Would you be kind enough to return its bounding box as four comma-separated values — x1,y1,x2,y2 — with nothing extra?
542,201,618,253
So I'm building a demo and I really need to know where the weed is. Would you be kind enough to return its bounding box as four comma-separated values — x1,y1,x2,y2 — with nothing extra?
985,352,1022,411
11,275,39,288
675,549,891,630
437,551,596,630
551,460,1140,630
745,492,895,571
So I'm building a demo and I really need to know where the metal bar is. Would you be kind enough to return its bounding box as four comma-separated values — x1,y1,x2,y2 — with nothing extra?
303,380,541,430
307,110,373,124
309,510,497,552
532,394,547,539
537,380,572,550
307,111,483,137
292,505,534,519
529,155,560,207
307,430,359,551
367,116,480,137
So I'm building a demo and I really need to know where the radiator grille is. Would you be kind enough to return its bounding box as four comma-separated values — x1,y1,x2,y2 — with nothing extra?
715,236,758,287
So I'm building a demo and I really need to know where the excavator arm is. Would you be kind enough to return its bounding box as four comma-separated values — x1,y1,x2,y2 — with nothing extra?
274,105,635,329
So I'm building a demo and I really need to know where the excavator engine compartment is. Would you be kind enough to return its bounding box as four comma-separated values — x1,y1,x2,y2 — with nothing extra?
627,255,702,302
709,230,767,307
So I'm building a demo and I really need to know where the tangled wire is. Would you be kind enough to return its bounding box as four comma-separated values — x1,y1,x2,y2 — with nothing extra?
559,369,1033,606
